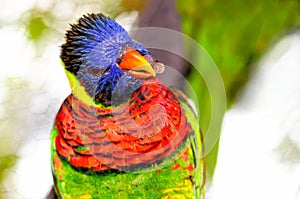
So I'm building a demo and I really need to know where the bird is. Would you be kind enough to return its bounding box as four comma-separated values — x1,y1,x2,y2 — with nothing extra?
51,13,205,198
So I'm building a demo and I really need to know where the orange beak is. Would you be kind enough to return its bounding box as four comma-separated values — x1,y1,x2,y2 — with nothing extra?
119,48,156,78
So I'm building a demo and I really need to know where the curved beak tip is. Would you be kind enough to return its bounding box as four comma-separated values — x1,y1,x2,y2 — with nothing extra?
119,49,156,78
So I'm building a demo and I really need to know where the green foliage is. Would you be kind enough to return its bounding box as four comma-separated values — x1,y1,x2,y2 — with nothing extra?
177,0,300,181
25,11,50,41
0,154,18,196
0,155,17,182
0,78,30,197
120,0,146,12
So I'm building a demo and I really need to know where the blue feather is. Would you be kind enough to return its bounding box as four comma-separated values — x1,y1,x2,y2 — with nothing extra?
61,13,150,105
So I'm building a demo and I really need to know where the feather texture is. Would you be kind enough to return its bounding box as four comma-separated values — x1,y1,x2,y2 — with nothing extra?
51,13,205,198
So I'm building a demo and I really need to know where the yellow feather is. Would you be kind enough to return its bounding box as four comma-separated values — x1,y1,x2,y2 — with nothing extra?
65,70,104,108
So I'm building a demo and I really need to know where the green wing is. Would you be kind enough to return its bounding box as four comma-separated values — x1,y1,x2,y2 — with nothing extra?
172,88,206,198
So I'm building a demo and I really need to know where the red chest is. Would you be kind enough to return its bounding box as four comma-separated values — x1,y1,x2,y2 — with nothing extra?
54,78,191,171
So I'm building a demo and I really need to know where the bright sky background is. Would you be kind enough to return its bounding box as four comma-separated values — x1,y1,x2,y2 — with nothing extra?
0,1,300,199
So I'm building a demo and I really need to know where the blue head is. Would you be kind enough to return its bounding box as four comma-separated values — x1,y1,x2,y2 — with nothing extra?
61,13,160,106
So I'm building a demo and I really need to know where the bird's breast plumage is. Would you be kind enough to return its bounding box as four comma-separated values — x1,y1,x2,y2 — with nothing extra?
54,78,192,172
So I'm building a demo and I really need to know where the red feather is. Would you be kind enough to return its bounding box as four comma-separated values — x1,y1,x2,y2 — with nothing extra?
54,78,191,171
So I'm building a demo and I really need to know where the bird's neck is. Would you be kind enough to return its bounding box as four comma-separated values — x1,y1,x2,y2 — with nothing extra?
65,70,106,108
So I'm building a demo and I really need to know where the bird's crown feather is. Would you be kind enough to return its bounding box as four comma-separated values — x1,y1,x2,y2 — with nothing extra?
61,13,131,74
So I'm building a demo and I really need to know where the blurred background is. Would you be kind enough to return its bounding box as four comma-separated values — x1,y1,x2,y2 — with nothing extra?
0,0,300,198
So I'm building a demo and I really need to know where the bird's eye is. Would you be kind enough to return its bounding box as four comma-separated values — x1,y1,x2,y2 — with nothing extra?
88,68,102,76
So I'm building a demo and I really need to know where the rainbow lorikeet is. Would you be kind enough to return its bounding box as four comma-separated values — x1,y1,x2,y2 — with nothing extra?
51,13,205,198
